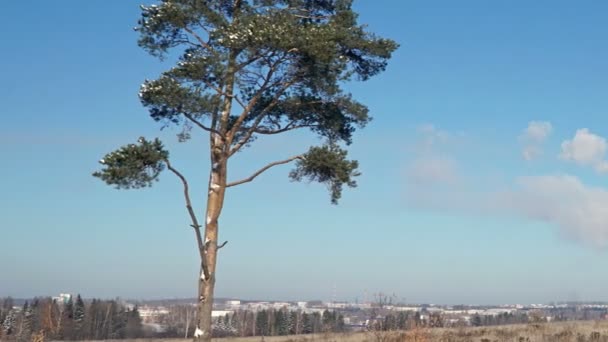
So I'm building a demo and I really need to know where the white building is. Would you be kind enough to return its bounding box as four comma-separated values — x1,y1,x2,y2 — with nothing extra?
226,300,241,306
393,306,420,312
139,306,170,319
52,293,72,305
212,310,233,318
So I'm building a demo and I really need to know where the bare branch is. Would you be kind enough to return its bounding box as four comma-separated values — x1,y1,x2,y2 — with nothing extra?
196,78,246,110
225,155,303,187
227,52,293,143
164,159,206,266
254,123,316,135
232,95,247,110
183,113,226,141
183,27,216,54
227,65,277,141
198,78,228,99
218,241,228,249
236,53,263,70
181,27,244,110
228,79,296,156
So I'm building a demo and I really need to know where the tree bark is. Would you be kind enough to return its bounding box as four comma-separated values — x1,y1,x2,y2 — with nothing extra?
195,5,238,337
194,157,227,341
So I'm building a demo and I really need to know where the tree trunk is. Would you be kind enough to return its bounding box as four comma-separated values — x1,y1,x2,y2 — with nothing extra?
184,307,190,339
194,26,236,339
194,162,227,342
195,272,215,342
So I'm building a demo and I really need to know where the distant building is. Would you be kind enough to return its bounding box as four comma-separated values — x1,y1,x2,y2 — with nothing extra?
483,308,516,316
393,306,420,312
327,302,349,309
271,302,290,309
226,300,241,306
139,306,170,322
212,310,233,317
52,293,72,305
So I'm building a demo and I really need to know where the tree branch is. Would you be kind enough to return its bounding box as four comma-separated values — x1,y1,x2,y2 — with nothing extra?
228,79,296,156
164,159,207,265
227,51,293,144
183,113,225,141
192,77,246,110
183,27,216,54
225,155,303,187
232,95,247,110
254,123,316,135
226,64,277,143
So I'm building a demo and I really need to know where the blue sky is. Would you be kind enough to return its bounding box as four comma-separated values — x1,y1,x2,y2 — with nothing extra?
1,1,608,305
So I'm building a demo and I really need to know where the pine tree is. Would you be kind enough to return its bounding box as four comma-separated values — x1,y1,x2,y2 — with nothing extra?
224,313,236,336
414,311,422,327
29,299,41,335
212,314,236,337
18,302,33,342
280,310,291,336
89,299,103,340
471,314,482,327
311,312,322,333
0,297,14,326
73,294,85,339
125,307,143,339
109,301,126,339
397,312,407,330
73,295,85,324
93,2,398,341
255,310,269,336
2,309,16,336
302,312,313,334
336,314,345,332
59,296,75,339
273,309,284,336
289,311,299,335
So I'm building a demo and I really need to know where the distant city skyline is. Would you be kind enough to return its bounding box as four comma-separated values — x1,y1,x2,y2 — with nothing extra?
2,0,608,304
2,292,604,308
6,293,608,309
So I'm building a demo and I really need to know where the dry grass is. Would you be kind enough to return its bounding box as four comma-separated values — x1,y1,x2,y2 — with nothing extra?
69,320,608,342
355,320,608,342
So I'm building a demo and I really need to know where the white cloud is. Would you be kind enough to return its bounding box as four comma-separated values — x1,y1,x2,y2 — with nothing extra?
408,171,608,249
520,121,552,160
560,128,608,173
405,124,468,211
523,121,553,142
407,124,460,185
503,175,608,248
406,156,459,185
414,123,450,151
404,124,608,249
522,146,541,161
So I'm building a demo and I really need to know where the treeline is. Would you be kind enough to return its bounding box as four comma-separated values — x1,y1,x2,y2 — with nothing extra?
0,296,142,341
469,312,530,327
370,310,532,331
159,307,345,338
368,310,443,331
216,309,345,337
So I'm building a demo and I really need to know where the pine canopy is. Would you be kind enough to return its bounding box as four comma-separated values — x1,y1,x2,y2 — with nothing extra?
94,0,397,203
